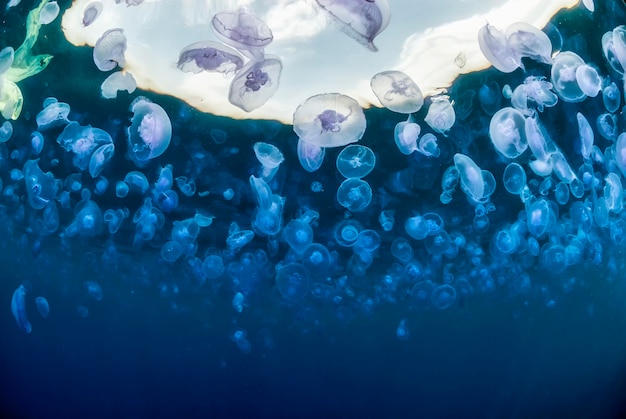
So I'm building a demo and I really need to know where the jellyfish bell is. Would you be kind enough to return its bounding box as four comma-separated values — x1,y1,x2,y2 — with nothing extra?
228,55,282,112
177,41,244,75
93,28,127,71
211,6,273,61
127,96,172,162
370,70,423,114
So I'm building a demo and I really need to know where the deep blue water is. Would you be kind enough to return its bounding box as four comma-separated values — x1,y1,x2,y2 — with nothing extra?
2,0,626,417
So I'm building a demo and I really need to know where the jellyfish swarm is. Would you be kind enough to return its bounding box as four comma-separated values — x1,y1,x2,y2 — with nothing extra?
127,97,172,163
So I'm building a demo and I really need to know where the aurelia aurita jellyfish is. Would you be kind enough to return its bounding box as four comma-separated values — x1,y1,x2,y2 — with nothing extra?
336,145,375,179
379,210,395,232
39,1,60,25
370,71,424,114
211,7,273,61
283,219,314,254
394,120,419,155
478,23,521,73
101,71,136,99
36,100,70,130
12,284,31,333
551,51,586,102
314,0,390,51
418,133,440,157
510,76,558,114
411,280,435,309
57,122,113,170
253,142,284,180
89,143,114,178
35,296,49,318
526,198,554,238
489,107,528,159
203,254,225,280
69,199,103,238
334,219,361,247
230,329,251,354
454,153,484,201
297,138,325,173
602,82,620,113
302,243,332,279
0,78,23,120
336,178,372,212
431,284,456,309
127,97,172,162
124,171,149,194
228,56,282,112
503,162,527,195
93,28,127,71
226,229,255,253
161,241,184,262
602,29,624,75
612,25,626,72
424,96,455,135
396,319,410,341
23,159,61,210
0,121,12,143
404,214,430,241
505,22,553,65
276,263,310,302
577,112,594,160
614,133,626,178
293,93,366,148
575,64,602,97
177,41,244,75
82,1,102,27
0,46,14,75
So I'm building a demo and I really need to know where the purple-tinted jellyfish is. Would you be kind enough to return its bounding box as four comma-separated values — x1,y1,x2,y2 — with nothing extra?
489,107,528,159
23,159,61,210
551,51,586,102
101,71,136,99
478,23,521,73
177,41,244,75
510,76,558,114
57,122,113,170
293,93,366,148
127,97,172,162
505,22,553,65
211,7,273,61
314,0,391,51
93,28,127,71
424,96,455,135
370,71,424,114
297,138,325,172
228,56,282,112
82,1,103,27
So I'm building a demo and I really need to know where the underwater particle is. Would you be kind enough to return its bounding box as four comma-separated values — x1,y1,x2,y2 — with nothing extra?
127,96,172,161
101,71,136,99
370,70,423,113
93,28,127,71
293,93,366,148
177,41,244,75
314,0,390,51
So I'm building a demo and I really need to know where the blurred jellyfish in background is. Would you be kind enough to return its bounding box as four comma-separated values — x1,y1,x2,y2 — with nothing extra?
127,97,172,163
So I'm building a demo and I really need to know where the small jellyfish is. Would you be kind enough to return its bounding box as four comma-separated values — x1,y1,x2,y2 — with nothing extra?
396,318,410,341
575,64,601,97
253,142,284,181
283,219,314,254
293,93,366,148
82,2,103,27
404,214,429,241
177,41,244,74
84,281,103,301
489,107,528,159
103,208,127,234
302,243,332,278
503,162,526,195
101,71,136,99
394,120,420,155
127,97,172,162
424,96,455,135
175,177,196,197
431,284,457,309
370,71,423,113
212,7,273,61
334,219,361,247
276,263,310,302
39,1,60,25
232,292,245,313
454,153,484,201
202,254,225,279
577,112,594,160
93,28,127,71
161,240,184,262
0,121,12,143
12,285,31,333
230,329,251,354
36,100,70,130
297,138,325,172
226,230,255,253
35,296,49,318
411,280,435,309
89,143,115,178
417,133,440,158
336,178,372,212
602,82,621,113
314,0,390,51
71,200,103,238
123,171,149,194
378,210,395,232
228,56,282,112
550,51,586,102
23,159,61,210
335,145,375,179
478,23,521,73
31,131,44,155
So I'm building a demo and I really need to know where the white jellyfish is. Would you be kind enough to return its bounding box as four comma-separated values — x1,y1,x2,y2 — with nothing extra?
228,56,282,112
370,71,424,114
424,96,455,135
100,71,136,99
127,97,172,162
489,107,528,158
93,28,127,71
453,153,484,201
551,51,586,102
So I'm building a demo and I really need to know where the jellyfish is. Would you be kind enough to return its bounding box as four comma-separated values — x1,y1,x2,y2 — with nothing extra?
253,142,284,181
510,76,558,114
103,208,127,234
336,145,375,179
612,25,626,73
478,23,521,73
551,51,586,102
23,159,61,210
276,263,310,302
11,285,31,333
36,100,70,130
230,329,251,354
226,229,255,253
82,2,103,27
302,243,332,279
454,153,484,201
177,41,244,75
505,22,553,65
602,82,621,113
336,178,372,212
526,198,554,238
212,7,273,61
57,122,113,171
417,133,440,158
93,28,127,71
297,138,325,172
411,280,435,309
69,199,103,238
404,214,429,241
89,143,114,178
127,97,172,162
370,71,423,113
203,254,225,279
123,171,149,194
228,56,282,112
334,219,361,247
431,284,457,309
394,119,420,155
0,121,12,143
35,296,49,318
614,133,626,179
313,0,390,51
161,241,184,262
171,219,200,246
293,93,366,148
503,162,527,195
396,319,410,341
39,1,60,25
424,96,455,135
577,112,594,160
575,64,602,97
489,107,528,159
101,71,136,99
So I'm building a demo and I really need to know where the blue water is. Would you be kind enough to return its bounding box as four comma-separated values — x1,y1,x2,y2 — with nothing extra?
2,0,626,417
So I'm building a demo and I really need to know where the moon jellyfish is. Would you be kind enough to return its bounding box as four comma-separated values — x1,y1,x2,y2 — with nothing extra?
69,199,103,238
503,162,527,195
84,281,103,301
411,280,434,309
302,243,332,279
424,96,455,135
431,284,457,309
510,76,558,114
526,198,554,238
370,71,424,113
602,82,620,113
0,121,12,143
283,219,314,254
396,319,410,341
336,178,372,212
36,100,70,130
177,41,243,75
23,159,61,210
551,51,586,102
336,145,375,179
575,64,602,97
89,143,114,178
417,133,440,158
454,153,484,201
314,0,390,51
293,93,366,148
93,28,127,71
12,285,31,333
127,97,172,162
276,263,310,302
35,296,49,318
505,22,553,65
39,1,60,25
334,219,361,247
297,138,325,172
211,7,273,61
253,142,284,181
405,214,429,241
101,71,136,99
230,329,251,354
489,107,528,159
612,25,626,73
478,23,521,73
577,112,594,160
226,229,255,253
202,254,225,279
57,122,113,171
394,120,419,155
82,2,102,27
614,133,626,178
228,56,282,112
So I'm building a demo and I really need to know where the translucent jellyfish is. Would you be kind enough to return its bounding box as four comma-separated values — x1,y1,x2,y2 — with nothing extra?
411,280,435,309
314,0,390,51
35,296,49,318
505,22,553,65
202,254,225,279
503,162,526,195
417,133,440,158
253,142,284,181
93,28,127,71
404,214,429,241
391,238,413,263
12,285,31,333
453,153,484,201
155,189,179,213
597,113,617,141
370,71,423,113
297,139,325,172
276,263,310,302
228,56,282,112
302,243,332,278
378,209,395,232
211,7,273,61
394,120,419,155
171,219,200,246
582,0,594,12
396,319,410,341
489,107,527,158
602,30,624,75
615,133,626,179
424,96,455,135
336,145,375,179
336,178,372,212
612,26,626,73
478,23,521,73
550,51,586,102
36,100,70,130
0,121,12,143
602,82,620,113
127,97,172,161
554,182,569,205
575,64,601,97
103,208,126,234
353,229,381,264
57,122,113,170
82,2,102,27
293,93,366,148
0,78,23,120
177,41,244,75
123,171,149,194
161,241,184,262
70,200,103,238
101,71,136,99
283,219,314,254
431,284,456,309
23,159,61,210
89,143,114,178
226,230,255,253
232,292,245,313
577,112,594,160
604,173,623,213
39,1,60,25
230,329,251,354
510,76,558,114
334,219,361,247
526,198,554,238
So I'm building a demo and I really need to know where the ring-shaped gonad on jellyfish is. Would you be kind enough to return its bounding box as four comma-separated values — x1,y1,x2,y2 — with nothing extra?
177,41,244,75
211,6,273,61
370,71,424,114
314,0,390,51
127,97,172,162
228,56,282,112
93,28,127,71
550,51,586,103
293,93,366,148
